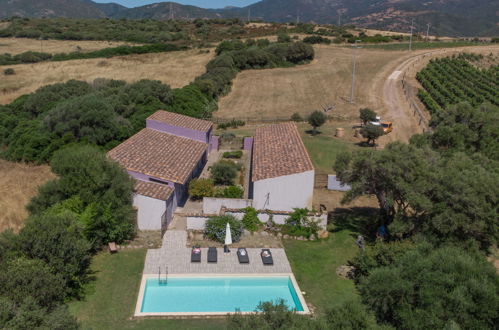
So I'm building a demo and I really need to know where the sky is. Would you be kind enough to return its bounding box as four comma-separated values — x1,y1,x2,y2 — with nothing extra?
93,0,260,9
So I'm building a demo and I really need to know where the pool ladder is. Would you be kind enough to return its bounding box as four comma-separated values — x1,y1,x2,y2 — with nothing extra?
158,266,168,284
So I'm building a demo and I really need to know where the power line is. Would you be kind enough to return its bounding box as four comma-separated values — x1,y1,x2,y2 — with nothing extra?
349,40,362,104
409,19,415,51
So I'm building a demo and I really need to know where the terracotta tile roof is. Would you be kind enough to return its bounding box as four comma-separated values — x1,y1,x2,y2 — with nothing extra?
148,110,213,132
108,128,207,184
252,122,314,181
134,180,174,201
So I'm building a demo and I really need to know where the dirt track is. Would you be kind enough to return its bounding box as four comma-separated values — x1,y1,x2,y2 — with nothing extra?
375,45,499,145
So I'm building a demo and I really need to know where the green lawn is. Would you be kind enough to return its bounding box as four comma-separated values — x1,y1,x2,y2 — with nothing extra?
284,230,359,313
68,249,226,330
298,124,358,173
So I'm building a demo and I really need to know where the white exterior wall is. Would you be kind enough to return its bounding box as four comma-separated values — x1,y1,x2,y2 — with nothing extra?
203,198,253,215
252,170,314,212
133,194,167,231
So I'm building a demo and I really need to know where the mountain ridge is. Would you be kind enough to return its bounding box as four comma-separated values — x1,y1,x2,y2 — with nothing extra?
0,0,497,37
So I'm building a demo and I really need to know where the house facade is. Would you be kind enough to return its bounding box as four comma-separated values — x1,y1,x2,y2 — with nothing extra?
250,122,314,212
108,110,217,231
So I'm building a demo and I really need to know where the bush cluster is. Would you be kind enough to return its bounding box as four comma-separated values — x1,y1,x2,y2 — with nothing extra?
0,79,213,163
0,145,134,329
281,208,319,238
241,207,261,232
214,185,244,199
210,160,240,185
222,150,243,159
3,68,15,75
188,178,215,200
218,119,245,130
0,44,183,66
204,215,243,243
303,35,332,44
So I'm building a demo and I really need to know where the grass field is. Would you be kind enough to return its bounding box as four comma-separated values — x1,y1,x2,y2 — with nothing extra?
68,249,227,330
0,37,133,55
215,45,404,121
0,49,214,104
0,159,54,232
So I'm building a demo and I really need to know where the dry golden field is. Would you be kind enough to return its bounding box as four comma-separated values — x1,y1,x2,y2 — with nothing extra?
0,49,214,104
216,45,405,120
0,159,55,232
0,37,133,55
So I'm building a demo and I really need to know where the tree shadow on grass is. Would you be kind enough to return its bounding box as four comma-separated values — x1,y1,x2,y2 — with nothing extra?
329,207,380,242
305,129,323,136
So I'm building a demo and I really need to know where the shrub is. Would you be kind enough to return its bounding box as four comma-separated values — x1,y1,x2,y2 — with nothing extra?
218,119,245,130
277,33,291,43
360,124,384,146
359,108,377,126
303,35,332,44
242,207,260,232
223,185,244,198
27,145,135,247
3,68,15,75
211,160,239,185
223,150,243,159
290,112,303,122
308,110,327,134
188,178,214,200
204,215,243,243
281,208,319,238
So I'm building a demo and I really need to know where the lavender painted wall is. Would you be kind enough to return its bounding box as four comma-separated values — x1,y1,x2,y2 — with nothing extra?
146,119,210,143
243,137,254,150
210,135,219,152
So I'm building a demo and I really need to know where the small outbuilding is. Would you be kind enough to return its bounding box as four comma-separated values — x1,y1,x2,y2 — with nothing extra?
251,122,314,211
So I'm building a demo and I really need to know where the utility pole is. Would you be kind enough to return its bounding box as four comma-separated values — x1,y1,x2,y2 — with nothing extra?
170,2,174,20
247,8,251,22
409,19,415,51
338,12,341,26
296,9,300,24
349,40,361,104
426,23,431,42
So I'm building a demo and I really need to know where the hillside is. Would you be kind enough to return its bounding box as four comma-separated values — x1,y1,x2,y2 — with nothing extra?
232,0,499,37
0,0,107,19
0,0,497,37
112,2,219,20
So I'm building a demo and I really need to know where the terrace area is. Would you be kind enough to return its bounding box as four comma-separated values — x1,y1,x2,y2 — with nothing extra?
143,230,292,275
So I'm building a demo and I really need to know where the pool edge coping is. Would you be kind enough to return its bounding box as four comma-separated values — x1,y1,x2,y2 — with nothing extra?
134,273,310,317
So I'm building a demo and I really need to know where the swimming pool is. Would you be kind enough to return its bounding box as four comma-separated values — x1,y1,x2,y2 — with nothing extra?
135,275,308,316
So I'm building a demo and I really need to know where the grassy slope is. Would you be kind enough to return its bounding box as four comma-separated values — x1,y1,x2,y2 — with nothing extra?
68,249,226,330
284,232,359,313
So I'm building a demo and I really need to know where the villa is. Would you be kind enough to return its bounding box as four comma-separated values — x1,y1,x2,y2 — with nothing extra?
108,110,218,231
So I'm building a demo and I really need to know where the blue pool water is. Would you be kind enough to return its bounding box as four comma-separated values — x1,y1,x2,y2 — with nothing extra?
140,276,304,313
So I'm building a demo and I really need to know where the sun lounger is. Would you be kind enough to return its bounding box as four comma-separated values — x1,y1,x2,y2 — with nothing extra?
208,247,217,263
261,249,273,265
191,247,201,263
237,248,249,264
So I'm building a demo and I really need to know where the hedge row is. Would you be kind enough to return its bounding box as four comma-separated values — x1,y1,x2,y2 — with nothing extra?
0,43,183,65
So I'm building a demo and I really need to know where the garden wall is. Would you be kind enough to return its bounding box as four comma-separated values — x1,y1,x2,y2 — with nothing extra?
203,197,253,214
186,210,327,230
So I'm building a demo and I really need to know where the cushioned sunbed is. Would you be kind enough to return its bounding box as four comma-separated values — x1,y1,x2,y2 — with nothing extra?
261,249,273,265
208,247,217,263
191,247,201,263
237,248,249,264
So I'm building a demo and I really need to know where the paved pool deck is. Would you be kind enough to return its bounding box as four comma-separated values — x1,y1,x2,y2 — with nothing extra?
143,230,292,275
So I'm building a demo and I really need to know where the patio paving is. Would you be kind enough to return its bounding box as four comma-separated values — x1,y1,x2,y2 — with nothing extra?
143,230,292,275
